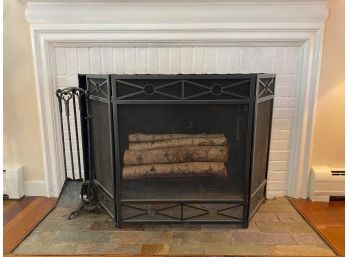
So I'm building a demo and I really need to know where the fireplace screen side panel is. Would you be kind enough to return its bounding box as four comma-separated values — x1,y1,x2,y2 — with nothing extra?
85,75,115,217
249,75,275,218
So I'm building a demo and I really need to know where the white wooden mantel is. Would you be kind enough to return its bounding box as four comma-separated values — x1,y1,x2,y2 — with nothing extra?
25,0,328,198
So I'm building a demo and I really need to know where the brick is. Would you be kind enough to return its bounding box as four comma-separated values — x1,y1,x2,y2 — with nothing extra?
147,47,159,73
252,47,273,73
216,47,229,74
227,47,240,72
66,48,78,75
57,75,70,88
113,48,125,74
269,151,290,161
193,47,204,73
268,161,289,171
124,48,136,74
272,47,285,74
271,129,292,140
267,181,288,191
275,86,297,97
273,108,295,119
101,47,113,74
135,47,146,74
169,47,181,74
268,171,288,181
275,75,297,86
158,47,169,74
274,97,296,108
89,48,102,74
272,119,293,130
203,47,216,73
266,191,287,199
270,140,291,151
283,47,299,75
181,47,193,73
240,47,252,73
77,48,90,74
55,48,67,75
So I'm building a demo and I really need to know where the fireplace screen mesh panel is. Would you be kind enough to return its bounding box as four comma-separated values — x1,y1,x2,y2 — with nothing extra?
81,74,275,228
119,104,248,201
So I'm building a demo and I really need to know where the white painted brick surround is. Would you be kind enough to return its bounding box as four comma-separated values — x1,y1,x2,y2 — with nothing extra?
55,46,299,198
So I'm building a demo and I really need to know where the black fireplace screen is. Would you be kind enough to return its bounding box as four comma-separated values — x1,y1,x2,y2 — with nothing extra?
77,74,275,228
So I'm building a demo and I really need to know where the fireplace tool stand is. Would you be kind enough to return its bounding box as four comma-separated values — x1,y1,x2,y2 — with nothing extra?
56,87,98,219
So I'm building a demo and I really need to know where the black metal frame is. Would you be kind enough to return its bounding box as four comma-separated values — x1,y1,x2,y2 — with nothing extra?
70,73,275,228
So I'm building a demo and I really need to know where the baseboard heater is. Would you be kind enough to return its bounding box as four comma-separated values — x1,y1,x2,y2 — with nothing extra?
309,166,345,202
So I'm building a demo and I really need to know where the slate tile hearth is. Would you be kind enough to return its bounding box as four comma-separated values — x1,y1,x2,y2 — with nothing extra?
14,198,337,256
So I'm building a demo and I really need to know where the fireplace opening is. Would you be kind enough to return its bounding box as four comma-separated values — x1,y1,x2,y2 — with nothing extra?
76,74,275,228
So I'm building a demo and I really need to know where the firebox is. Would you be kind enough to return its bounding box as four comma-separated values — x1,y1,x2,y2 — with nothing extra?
78,74,275,228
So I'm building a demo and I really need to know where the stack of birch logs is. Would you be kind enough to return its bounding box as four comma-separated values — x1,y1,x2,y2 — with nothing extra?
123,133,229,179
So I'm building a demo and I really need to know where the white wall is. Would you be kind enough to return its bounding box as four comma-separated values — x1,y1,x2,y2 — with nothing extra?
4,0,46,195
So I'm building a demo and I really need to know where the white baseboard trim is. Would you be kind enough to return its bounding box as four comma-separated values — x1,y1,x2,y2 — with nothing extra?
24,180,48,196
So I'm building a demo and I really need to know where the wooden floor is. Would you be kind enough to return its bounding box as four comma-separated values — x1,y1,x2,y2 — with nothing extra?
4,196,57,254
289,198,345,257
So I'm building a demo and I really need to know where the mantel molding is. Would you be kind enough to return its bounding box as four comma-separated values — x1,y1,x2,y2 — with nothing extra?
26,0,328,28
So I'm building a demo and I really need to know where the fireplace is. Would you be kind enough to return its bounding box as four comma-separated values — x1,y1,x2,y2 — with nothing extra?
75,74,274,227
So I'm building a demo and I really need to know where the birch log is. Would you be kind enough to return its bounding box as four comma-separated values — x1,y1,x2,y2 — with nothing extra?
129,137,227,150
123,162,227,179
124,146,228,165
129,133,224,143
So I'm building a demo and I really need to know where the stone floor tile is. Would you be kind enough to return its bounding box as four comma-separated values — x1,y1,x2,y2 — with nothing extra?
45,207,70,220
111,231,173,244
52,230,113,243
144,223,201,231
290,232,328,246
231,231,296,245
15,242,77,255
270,203,298,213
40,242,78,254
251,212,280,222
14,243,45,254
204,243,272,255
277,212,306,222
140,244,170,254
22,231,57,244
270,244,336,256
172,231,231,244
257,221,314,233
168,243,205,254
75,243,140,254
87,220,118,231
201,224,241,231
244,221,261,232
